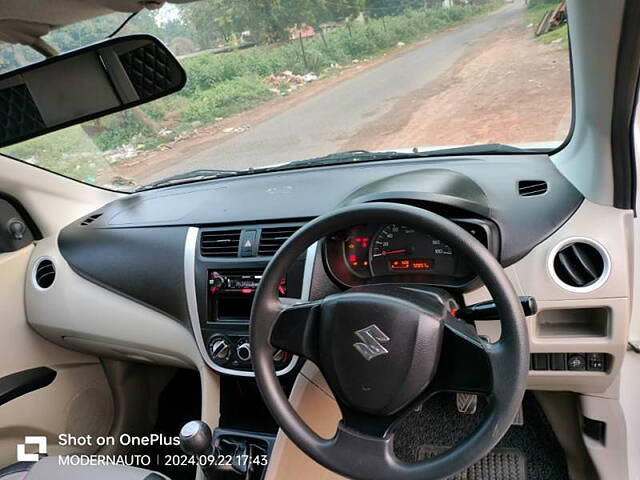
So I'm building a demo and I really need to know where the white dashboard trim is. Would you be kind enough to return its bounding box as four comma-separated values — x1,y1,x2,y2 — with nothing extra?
184,227,308,377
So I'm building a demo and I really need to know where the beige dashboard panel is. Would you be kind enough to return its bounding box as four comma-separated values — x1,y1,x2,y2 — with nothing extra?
467,200,632,395
0,246,112,468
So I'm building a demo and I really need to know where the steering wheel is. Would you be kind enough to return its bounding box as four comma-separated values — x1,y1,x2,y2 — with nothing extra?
250,203,529,480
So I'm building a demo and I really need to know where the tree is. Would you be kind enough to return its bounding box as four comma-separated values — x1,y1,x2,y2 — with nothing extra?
179,0,365,46
180,0,243,47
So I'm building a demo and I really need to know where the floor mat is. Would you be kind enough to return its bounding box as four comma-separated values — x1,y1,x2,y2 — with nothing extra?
417,446,527,480
393,392,568,480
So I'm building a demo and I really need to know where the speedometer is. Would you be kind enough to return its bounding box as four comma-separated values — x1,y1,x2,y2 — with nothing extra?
370,224,455,277
325,219,493,287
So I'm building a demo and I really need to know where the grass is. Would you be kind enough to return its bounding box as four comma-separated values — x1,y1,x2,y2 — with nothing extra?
4,126,110,184
526,0,568,48
2,1,502,187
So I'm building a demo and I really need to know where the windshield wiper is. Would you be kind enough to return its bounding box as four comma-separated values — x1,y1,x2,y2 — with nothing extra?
260,150,428,171
259,144,529,172
137,144,531,191
136,169,241,192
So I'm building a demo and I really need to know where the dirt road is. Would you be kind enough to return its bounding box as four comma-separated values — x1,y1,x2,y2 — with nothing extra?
108,2,571,186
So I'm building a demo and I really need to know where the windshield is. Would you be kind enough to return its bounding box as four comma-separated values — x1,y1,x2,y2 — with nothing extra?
0,0,571,191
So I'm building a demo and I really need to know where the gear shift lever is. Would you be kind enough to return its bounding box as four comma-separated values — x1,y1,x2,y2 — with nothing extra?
180,420,213,456
180,420,216,478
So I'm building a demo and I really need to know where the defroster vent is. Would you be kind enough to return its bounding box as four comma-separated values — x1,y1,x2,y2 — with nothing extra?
200,230,241,257
81,213,102,226
518,180,548,197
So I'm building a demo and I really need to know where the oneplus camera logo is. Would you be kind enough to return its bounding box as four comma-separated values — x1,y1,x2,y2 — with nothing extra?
17,436,47,462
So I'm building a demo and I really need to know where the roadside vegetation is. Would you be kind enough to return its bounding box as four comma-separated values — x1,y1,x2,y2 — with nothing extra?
2,0,500,186
526,0,568,47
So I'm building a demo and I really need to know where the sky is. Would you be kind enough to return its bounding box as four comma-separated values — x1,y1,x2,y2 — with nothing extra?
155,3,181,25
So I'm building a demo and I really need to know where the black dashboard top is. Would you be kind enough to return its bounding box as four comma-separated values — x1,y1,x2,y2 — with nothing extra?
58,154,583,323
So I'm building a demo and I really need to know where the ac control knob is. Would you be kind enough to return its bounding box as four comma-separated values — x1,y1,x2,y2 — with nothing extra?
209,272,227,295
208,336,231,365
236,342,251,362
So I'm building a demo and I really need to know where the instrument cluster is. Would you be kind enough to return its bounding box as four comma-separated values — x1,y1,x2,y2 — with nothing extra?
323,219,497,288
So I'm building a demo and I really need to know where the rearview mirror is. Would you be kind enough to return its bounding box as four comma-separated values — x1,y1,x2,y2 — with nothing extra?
0,35,185,147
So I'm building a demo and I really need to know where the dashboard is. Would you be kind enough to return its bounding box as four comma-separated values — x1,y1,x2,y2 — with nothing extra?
23,153,632,394
323,219,497,288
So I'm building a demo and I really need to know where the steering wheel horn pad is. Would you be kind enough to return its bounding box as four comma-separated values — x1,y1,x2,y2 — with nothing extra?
250,203,529,480
317,286,447,416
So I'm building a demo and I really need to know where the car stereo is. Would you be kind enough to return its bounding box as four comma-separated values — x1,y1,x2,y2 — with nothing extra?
206,271,290,322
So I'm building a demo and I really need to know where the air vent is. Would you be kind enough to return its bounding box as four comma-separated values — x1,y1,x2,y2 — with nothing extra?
34,259,55,289
259,226,300,256
551,239,609,292
518,180,548,197
81,213,102,226
200,230,241,257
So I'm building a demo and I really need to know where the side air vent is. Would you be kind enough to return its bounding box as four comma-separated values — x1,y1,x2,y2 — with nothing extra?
518,180,548,197
34,259,56,289
259,226,300,256
550,239,609,292
81,213,102,226
200,230,241,257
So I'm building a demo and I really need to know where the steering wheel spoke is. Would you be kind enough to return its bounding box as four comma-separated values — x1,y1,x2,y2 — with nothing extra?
321,423,395,477
270,301,322,363
429,317,493,395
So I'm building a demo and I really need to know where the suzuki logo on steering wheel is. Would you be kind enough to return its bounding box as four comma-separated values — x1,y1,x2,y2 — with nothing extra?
353,324,390,361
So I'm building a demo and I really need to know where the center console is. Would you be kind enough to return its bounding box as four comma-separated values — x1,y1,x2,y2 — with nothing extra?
203,271,296,374
185,224,313,377
183,224,314,479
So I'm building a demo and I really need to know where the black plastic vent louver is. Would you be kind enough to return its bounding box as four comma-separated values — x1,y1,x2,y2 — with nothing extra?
200,230,241,257
259,226,300,256
553,242,605,288
81,213,102,226
34,259,55,289
518,180,548,197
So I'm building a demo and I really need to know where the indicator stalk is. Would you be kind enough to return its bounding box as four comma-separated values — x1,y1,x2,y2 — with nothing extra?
455,296,537,321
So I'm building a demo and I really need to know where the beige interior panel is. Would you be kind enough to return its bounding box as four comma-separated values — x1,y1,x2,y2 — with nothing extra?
0,155,119,237
0,247,96,371
620,351,640,479
580,393,629,480
265,362,344,480
0,363,114,466
200,367,222,428
466,200,632,394
0,246,116,468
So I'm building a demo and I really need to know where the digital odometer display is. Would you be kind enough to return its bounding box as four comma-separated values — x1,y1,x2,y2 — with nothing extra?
389,258,434,271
